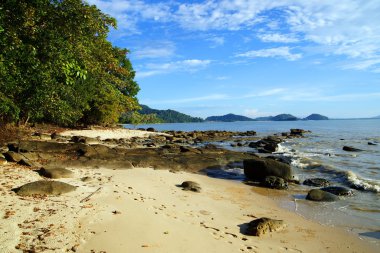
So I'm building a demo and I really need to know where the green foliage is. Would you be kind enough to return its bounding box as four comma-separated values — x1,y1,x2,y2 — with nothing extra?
120,111,163,126
139,105,204,123
0,0,139,126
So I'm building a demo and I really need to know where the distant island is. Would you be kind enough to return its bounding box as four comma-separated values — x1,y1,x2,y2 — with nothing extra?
205,114,253,122
205,113,329,122
303,113,329,120
125,105,331,124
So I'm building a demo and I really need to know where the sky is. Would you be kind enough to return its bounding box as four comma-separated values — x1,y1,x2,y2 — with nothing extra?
87,0,380,119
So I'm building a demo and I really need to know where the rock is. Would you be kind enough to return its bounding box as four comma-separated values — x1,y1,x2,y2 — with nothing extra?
290,129,303,135
17,158,37,167
343,146,363,152
245,217,286,236
146,127,155,132
179,181,201,192
368,142,377,145
13,180,77,196
320,186,354,196
290,129,309,136
306,189,339,202
0,157,7,165
0,145,9,153
81,176,93,182
261,176,288,190
243,158,292,182
37,168,74,179
303,178,331,187
3,151,25,162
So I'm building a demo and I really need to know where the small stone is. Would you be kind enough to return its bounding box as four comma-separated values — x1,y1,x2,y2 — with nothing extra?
179,181,201,192
245,217,286,236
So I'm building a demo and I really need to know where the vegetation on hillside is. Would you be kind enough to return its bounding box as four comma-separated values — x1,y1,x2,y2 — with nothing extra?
133,105,204,123
205,113,253,122
0,0,139,126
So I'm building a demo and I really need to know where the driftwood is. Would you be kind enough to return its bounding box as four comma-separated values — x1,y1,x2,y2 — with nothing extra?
80,187,101,203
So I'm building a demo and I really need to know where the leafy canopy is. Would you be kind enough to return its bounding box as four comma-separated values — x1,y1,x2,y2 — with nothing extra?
0,0,139,126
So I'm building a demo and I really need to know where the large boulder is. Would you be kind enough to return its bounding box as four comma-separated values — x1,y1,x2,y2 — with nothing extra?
243,158,292,182
245,217,286,236
306,189,339,202
13,180,77,196
38,168,74,179
320,186,354,196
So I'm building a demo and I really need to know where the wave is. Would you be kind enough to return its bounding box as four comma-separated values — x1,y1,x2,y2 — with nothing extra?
344,171,380,193
277,143,380,193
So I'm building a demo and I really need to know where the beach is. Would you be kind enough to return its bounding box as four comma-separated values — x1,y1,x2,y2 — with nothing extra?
0,128,377,252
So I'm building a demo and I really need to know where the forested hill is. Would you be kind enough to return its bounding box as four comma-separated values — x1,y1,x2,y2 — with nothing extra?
139,105,204,123
0,1,139,126
205,114,253,122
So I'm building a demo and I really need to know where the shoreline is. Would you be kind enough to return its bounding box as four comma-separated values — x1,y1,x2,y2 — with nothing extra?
0,128,378,252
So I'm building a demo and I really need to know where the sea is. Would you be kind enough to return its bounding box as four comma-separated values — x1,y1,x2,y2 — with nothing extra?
123,119,380,245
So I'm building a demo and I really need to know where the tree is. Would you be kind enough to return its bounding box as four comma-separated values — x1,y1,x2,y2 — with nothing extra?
0,0,139,126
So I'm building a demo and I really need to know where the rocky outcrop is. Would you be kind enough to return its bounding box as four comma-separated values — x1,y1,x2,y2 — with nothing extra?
303,178,331,187
320,186,354,196
306,189,339,202
243,158,293,182
13,180,77,196
245,217,286,236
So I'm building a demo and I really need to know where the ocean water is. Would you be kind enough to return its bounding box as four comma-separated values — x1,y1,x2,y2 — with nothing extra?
124,119,380,243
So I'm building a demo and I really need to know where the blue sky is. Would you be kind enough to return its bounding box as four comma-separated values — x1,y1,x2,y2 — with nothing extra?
88,0,380,119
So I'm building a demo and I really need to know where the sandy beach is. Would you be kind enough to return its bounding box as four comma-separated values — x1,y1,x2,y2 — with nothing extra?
0,129,377,252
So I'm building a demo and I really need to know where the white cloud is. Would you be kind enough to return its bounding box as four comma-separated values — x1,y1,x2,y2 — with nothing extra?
141,94,228,105
243,88,287,98
244,109,275,118
206,36,225,47
280,91,380,102
136,59,212,78
89,0,380,70
236,47,302,61
133,43,175,59
258,33,299,43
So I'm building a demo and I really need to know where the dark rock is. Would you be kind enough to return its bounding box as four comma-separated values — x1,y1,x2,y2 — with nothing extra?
368,142,377,145
261,176,288,190
17,158,37,167
71,136,86,143
303,178,331,187
3,151,25,162
306,189,339,202
13,180,77,196
267,156,292,165
178,181,201,192
290,129,306,136
343,146,363,152
37,168,74,179
244,158,292,181
320,186,354,196
245,217,286,236
146,127,155,132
